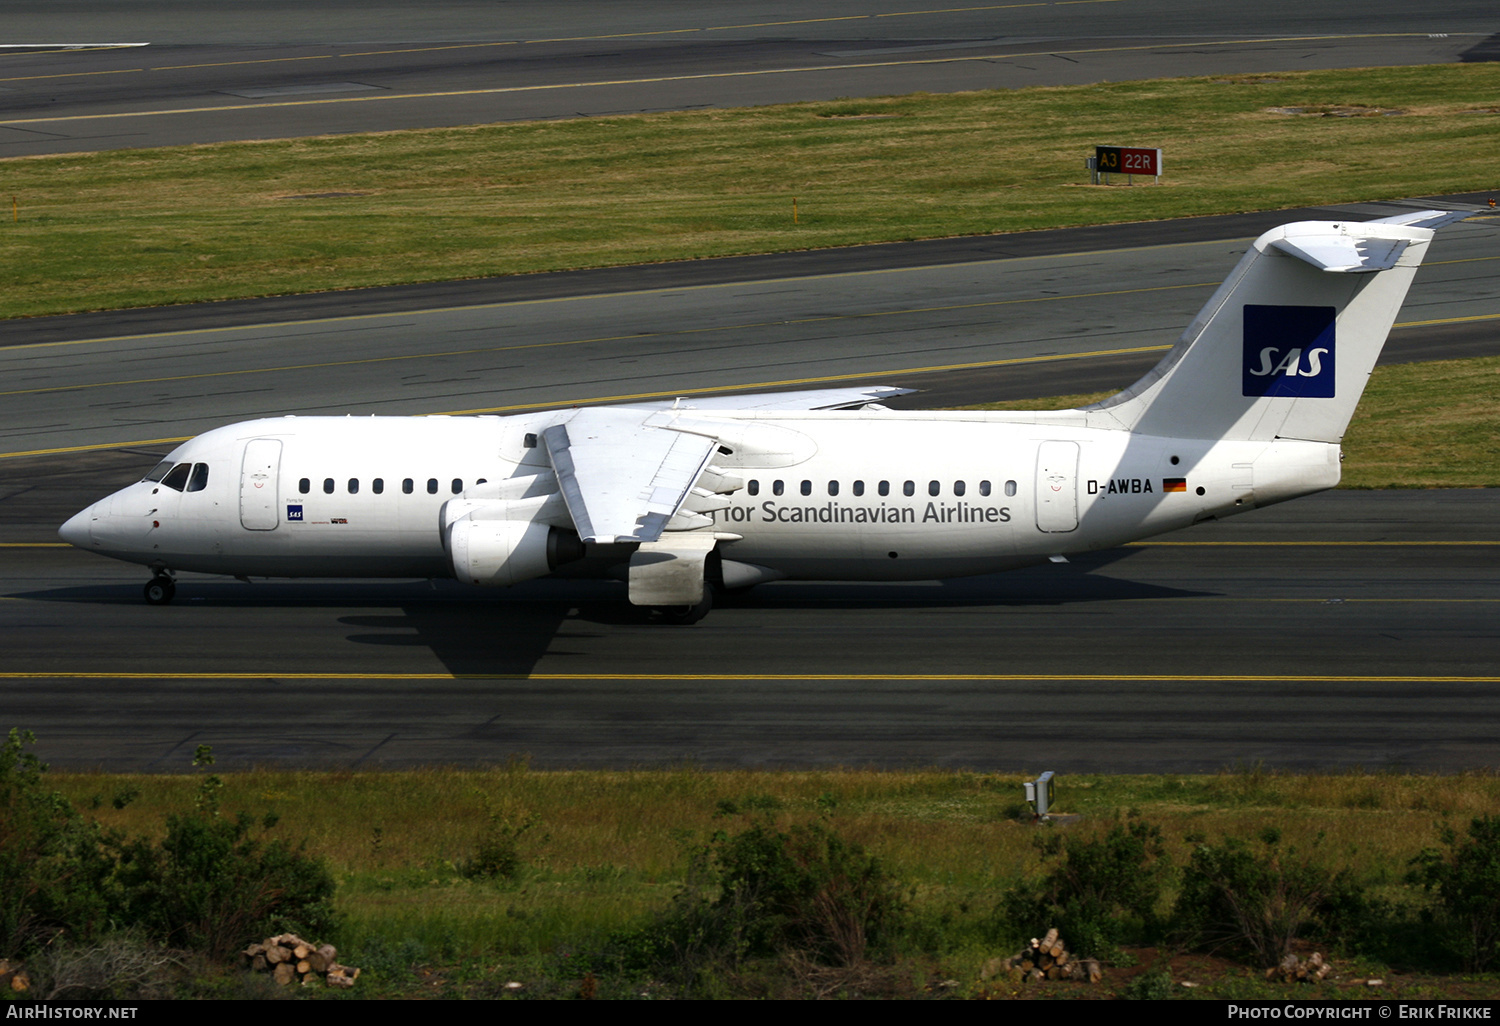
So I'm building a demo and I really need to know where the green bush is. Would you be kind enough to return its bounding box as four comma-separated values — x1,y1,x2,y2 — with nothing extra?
0,729,121,959
0,732,337,963
1001,818,1169,958
110,811,339,961
1407,815,1500,971
1176,828,1364,967
710,819,906,966
604,879,756,989
1125,968,1175,1000
713,793,783,817
460,812,537,881
608,818,906,985
0,729,64,956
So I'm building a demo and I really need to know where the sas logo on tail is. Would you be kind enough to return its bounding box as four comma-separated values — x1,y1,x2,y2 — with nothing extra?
1241,304,1336,398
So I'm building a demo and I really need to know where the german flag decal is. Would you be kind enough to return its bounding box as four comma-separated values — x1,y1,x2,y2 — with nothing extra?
1162,478,1187,493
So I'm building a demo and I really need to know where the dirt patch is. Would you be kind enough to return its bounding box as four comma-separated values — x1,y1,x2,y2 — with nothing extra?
1265,105,1405,117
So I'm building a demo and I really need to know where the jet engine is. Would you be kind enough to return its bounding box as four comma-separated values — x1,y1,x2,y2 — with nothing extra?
447,518,582,587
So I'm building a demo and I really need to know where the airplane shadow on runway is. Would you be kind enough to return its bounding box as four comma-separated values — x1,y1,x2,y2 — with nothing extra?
18,547,1214,677
333,548,1213,676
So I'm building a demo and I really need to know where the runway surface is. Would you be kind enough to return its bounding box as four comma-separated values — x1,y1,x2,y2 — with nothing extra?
2,205,1498,773
2,1,1494,156
3,3,1498,773
5,491,1499,774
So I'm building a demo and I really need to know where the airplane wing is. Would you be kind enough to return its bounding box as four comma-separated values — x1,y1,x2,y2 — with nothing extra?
544,387,907,543
541,408,720,543
628,385,914,412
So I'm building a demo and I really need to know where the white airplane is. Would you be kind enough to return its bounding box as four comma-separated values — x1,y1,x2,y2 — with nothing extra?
59,210,1470,622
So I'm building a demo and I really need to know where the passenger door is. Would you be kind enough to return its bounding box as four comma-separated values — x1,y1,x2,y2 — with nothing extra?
239,438,282,531
1035,441,1079,533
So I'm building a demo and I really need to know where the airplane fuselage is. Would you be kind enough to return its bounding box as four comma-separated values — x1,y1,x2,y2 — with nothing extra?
63,410,1338,584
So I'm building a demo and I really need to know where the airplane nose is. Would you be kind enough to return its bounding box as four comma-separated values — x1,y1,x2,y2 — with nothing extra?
58,505,94,548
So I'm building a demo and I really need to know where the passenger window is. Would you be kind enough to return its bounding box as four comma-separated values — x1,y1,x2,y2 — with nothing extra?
800,480,811,496
827,481,839,496
159,463,191,492
773,480,784,496
403,478,414,494
878,481,890,497
451,479,463,494
928,480,940,497
348,478,359,494
748,480,759,496
187,463,210,493
427,479,438,495
853,481,865,497
903,481,915,497
953,480,965,497
142,461,174,483
373,478,384,495
979,480,991,497
299,478,311,495
323,478,335,495
1005,480,1017,497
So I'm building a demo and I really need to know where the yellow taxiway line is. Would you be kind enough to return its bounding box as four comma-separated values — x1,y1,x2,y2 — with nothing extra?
1,671,1498,683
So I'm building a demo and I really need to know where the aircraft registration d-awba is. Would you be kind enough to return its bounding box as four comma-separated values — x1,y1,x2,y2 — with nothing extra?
60,211,1472,622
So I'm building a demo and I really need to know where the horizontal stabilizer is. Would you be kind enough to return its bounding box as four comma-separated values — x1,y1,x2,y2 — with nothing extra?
1270,224,1408,273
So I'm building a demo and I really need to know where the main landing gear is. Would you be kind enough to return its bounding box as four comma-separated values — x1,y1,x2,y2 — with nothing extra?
143,574,176,605
650,586,714,626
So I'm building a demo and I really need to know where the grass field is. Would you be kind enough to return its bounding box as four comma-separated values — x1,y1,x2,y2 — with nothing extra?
0,63,1497,319
38,764,1500,998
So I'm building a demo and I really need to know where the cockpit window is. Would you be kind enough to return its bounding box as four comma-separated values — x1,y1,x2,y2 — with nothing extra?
159,463,192,491
142,461,174,483
186,463,210,492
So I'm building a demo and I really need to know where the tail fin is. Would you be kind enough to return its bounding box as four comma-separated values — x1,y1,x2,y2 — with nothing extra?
1082,211,1466,443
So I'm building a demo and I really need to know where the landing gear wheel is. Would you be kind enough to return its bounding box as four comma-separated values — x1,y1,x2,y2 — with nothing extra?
143,576,176,605
653,588,713,625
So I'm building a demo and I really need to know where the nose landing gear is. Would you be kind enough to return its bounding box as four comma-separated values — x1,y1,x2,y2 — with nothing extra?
143,574,176,605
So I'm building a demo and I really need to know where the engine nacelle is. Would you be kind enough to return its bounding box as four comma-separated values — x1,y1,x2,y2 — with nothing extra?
448,519,554,587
